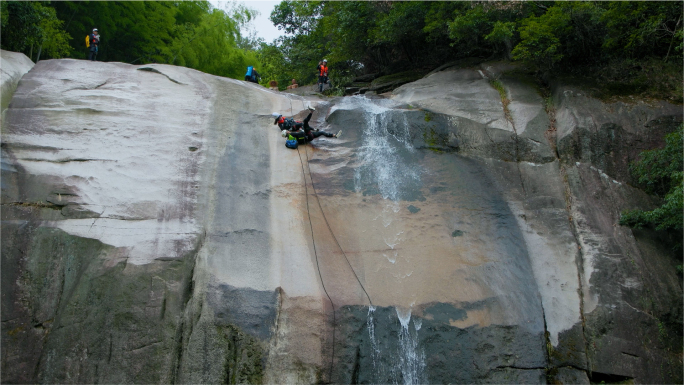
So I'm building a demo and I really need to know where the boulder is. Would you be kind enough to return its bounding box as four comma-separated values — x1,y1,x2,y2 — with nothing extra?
1,50,34,112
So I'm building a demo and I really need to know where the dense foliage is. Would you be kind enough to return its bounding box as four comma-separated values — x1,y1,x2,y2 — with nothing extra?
262,1,682,92
620,125,683,235
1,1,261,80
1,2,71,61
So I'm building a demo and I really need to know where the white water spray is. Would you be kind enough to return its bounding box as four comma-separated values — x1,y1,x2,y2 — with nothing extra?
395,308,426,385
341,96,426,383
367,306,381,373
337,96,420,202
366,306,426,385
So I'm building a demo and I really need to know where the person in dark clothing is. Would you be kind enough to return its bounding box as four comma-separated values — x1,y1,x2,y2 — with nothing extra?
272,108,310,131
273,106,341,142
88,28,100,61
244,66,260,83
285,127,339,143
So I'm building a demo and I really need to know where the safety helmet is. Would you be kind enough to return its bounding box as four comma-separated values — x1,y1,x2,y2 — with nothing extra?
93,28,98,31
273,113,282,125
281,131,288,138
323,59,327,63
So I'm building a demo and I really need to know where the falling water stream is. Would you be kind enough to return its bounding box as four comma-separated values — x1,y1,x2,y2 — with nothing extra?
334,96,427,384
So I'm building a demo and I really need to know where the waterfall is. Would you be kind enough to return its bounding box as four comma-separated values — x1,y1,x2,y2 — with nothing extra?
334,96,426,383
331,95,421,202
367,306,426,385
367,306,382,376
394,307,426,385
353,104,419,202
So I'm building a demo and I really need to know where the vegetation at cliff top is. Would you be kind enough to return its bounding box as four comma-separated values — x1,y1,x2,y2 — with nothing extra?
2,1,681,97
1,1,260,80
262,1,681,98
620,124,683,235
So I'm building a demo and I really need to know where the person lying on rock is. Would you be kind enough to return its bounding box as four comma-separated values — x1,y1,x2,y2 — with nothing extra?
272,106,341,143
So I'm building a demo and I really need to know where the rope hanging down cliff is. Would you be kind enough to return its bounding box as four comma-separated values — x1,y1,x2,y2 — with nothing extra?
301,144,374,307
296,145,336,383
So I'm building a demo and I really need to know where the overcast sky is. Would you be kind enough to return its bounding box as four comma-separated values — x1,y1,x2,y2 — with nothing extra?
211,1,285,44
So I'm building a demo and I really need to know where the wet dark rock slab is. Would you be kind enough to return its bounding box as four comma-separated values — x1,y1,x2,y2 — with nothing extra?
1,220,197,384
206,284,278,340
333,304,546,384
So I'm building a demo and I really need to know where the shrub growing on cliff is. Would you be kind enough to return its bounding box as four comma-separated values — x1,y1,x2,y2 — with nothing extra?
620,125,683,238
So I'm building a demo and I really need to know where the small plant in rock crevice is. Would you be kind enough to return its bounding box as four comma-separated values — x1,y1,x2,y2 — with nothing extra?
489,79,512,123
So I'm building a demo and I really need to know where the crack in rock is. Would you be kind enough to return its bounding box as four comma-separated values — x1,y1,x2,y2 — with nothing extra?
18,158,115,163
137,67,184,85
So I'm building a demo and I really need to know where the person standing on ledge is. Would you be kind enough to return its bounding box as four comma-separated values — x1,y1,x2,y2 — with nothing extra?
317,59,329,92
244,66,260,83
88,28,100,61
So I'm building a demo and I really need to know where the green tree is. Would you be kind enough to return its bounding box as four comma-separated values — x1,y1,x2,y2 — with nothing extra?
448,2,535,60
270,0,323,35
170,7,258,79
53,1,180,62
320,1,379,73
511,12,565,71
448,5,492,57
1,1,71,61
602,1,683,60
620,125,683,234
485,21,516,59
50,1,261,80
512,2,605,71
33,3,72,60
257,41,292,90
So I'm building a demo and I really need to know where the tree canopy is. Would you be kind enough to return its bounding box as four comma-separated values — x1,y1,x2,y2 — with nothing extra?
2,1,681,94
620,125,683,235
260,1,682,91
1,1,261,81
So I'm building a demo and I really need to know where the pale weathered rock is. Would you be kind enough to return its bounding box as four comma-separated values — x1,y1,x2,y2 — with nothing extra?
1,50,34,112
389,62,682,383
2,57,681,384
1,58,322,383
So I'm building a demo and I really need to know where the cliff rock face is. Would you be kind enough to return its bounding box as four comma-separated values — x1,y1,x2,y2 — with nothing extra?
1,50,34,111
2,56,681,384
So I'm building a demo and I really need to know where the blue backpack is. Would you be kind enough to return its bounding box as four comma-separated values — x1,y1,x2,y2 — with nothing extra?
285,139,298,149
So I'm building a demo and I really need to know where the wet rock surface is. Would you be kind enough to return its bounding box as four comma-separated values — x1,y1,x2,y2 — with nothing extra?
1,50,34,112
334,305,546,384
2,56,681,384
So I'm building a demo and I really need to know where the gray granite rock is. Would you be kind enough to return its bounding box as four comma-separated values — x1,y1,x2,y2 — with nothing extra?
2,58,681,384
1,50,34,112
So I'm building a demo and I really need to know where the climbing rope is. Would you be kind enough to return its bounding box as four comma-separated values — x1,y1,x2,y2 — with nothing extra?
296,145,336,384
301,145,374,307
293,109,375,383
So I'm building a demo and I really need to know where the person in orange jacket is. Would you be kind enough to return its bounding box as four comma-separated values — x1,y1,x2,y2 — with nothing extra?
317,59,329,92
